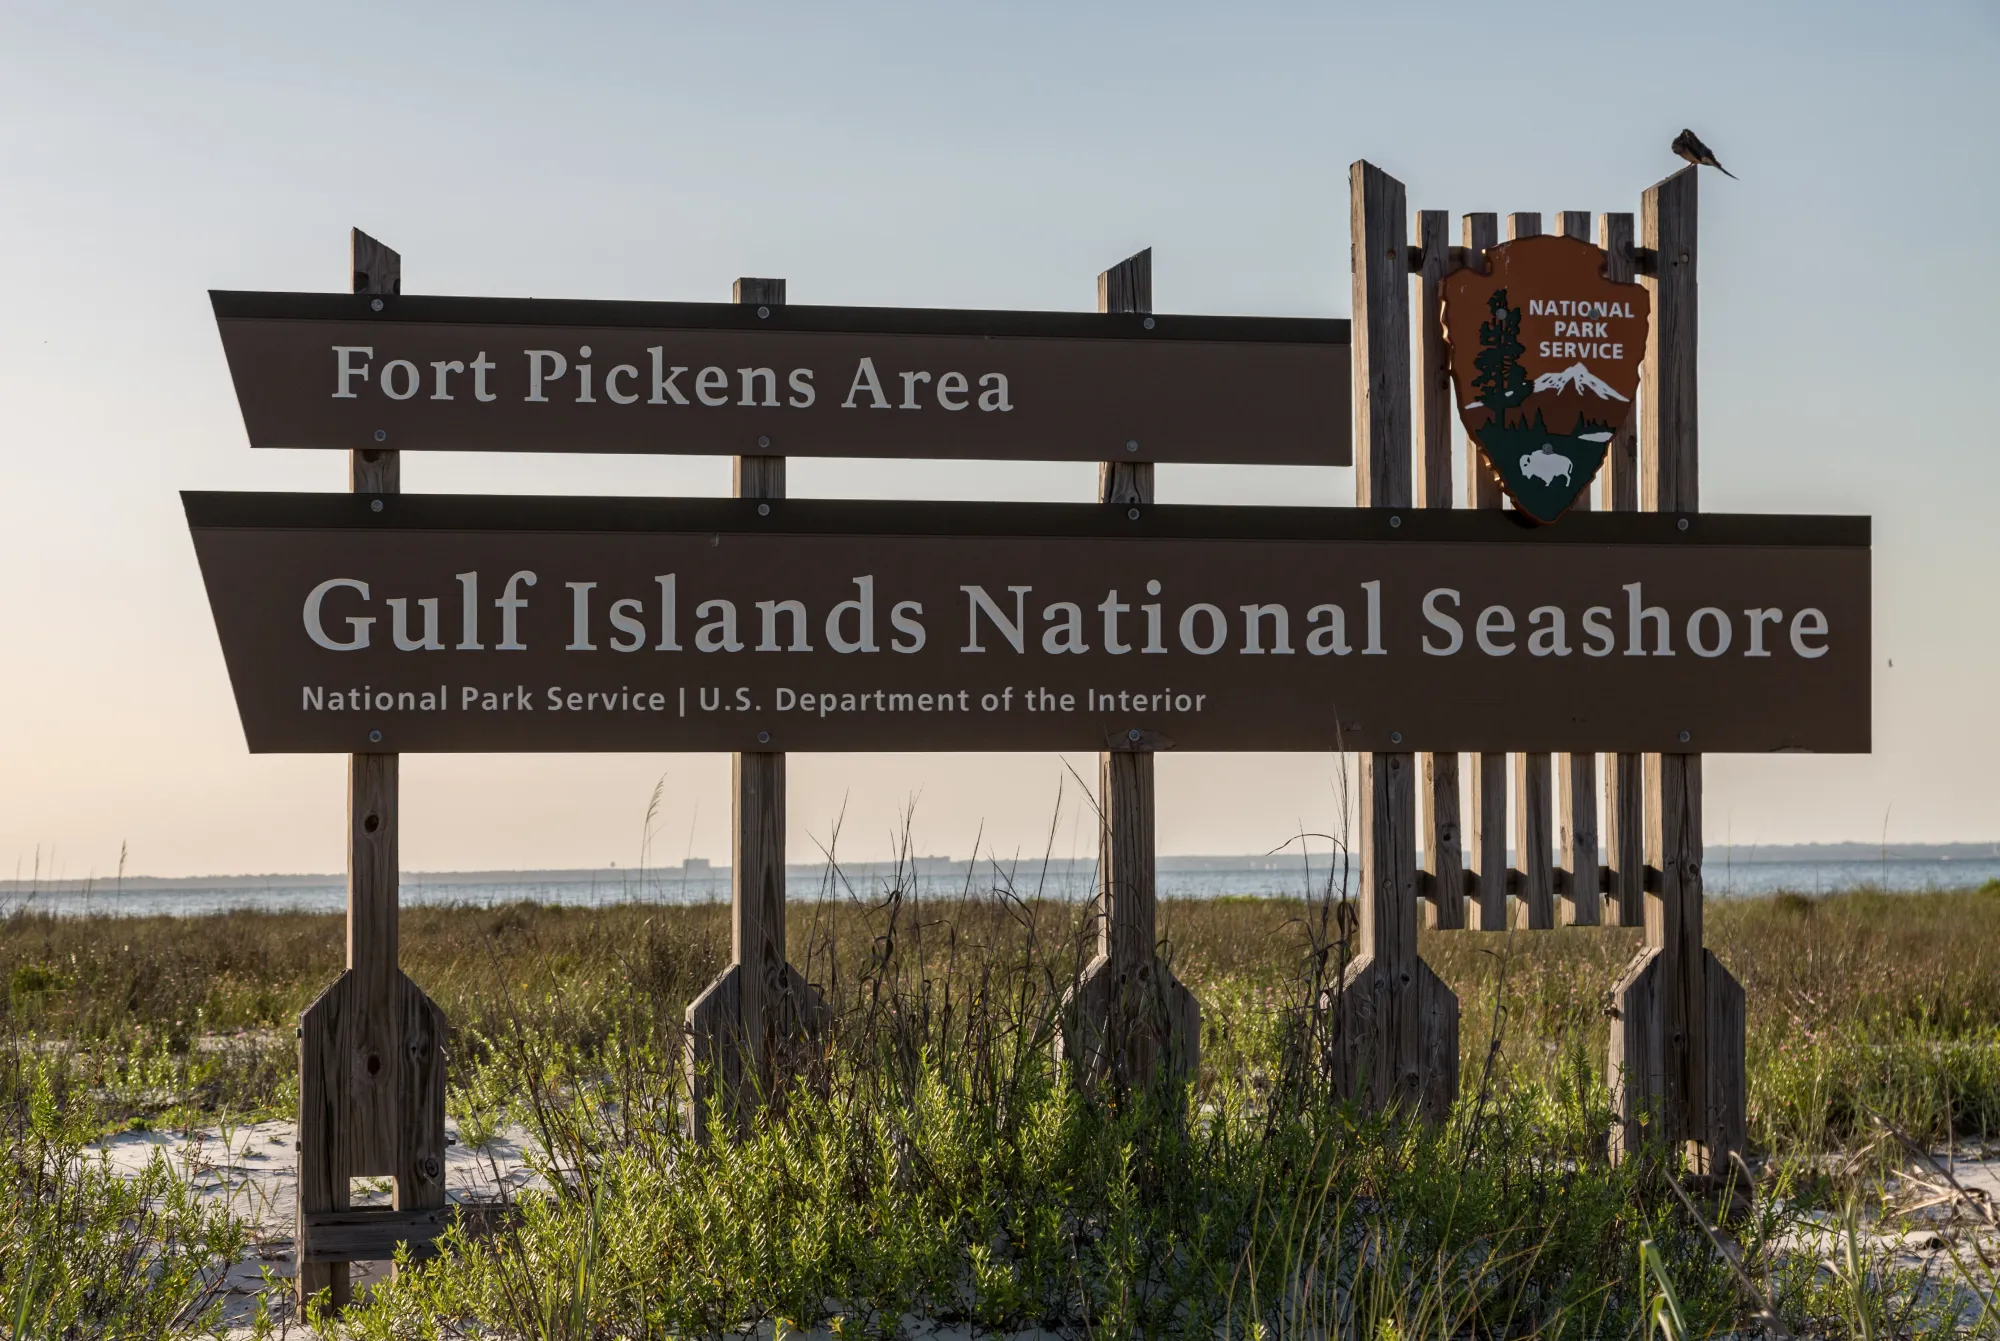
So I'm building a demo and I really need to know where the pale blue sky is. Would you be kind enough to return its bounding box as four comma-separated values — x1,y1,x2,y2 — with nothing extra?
3,1,1995,877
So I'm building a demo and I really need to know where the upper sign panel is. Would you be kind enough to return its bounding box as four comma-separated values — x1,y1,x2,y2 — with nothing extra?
211,293,1352,466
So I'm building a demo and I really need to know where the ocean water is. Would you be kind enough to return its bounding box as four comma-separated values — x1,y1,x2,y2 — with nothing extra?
4,857,1996,919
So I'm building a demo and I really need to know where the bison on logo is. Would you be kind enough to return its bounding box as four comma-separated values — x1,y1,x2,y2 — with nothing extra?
1441,234,1650,524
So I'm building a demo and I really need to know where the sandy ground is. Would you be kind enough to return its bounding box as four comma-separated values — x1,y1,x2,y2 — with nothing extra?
93,1122,2000,1337
93,1117,542,1330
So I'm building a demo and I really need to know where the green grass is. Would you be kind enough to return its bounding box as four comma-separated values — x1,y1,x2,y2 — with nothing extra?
3,883,1999,1335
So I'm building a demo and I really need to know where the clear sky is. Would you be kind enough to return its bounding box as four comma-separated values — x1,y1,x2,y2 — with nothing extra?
3,1,1995,880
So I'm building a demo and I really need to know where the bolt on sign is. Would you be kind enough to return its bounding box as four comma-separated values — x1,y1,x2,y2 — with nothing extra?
185,493,1870,756
1442,234,1650,523
209,293,1352,466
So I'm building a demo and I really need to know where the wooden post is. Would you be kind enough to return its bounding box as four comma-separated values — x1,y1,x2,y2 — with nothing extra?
1458,211,1507,932
1498,212,1554,933
1598,210,1646,930
1061,248,1200,1092
1608,170,1745,1167
1327,163,1457,1119
1559,751,1601,926
297,231,449,1309
1513,752,1554,929
1554,208,1601,926
684,278,828,1139
1411,210,1464,931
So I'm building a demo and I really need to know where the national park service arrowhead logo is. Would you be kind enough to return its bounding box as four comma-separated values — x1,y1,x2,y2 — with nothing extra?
1442,234,1650,523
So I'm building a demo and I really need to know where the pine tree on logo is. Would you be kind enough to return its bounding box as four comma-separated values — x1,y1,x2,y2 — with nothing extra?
1473,288,1532,421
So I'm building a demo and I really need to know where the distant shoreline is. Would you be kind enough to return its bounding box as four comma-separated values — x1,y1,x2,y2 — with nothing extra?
8,841,1999,892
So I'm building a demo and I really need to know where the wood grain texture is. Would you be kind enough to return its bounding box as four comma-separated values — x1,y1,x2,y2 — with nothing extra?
1648,751,1707,1150
1507,212,1543,241
1467,749,1509,930
1412,210,1453,510
1329,166,1455,1117
1061,247,1198,1092
1558,211,1593,513
1330,754,1458,1117
1460,213,1501,509
347,755,398,1018
1641,170,1699,513
301,228,444,1304
1512,751,1554,930
1413,210,1462,929
1097,249,1155,508
1608,947,1666,1159
1559,752,1601,925
685,275,828,1136
733,278,788,504
732,277,786,305
1599,211,1643,929
351,228,401,297
1598,213,1640,512
1061,751,1199,1092
1421,751,1465,930
1097,247,1152,319
1099,749,1157,972
1702,950,1748,1168
295,969,446,1297
1606,744,1646,927
349,229,400,494
302,1207,446,1264
1458,210,1506,878
1350,162,1410,509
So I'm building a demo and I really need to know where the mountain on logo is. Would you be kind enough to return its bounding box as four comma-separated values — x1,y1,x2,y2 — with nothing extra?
1531,362,1628,402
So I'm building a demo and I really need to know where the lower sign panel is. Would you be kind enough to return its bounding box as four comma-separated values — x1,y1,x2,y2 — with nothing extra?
185,494,1870,755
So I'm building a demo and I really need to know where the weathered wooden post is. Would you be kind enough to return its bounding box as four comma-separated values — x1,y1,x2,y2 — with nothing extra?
1497,213,1557,934
684,277,829,1138
1598,209,1647,930
1061,247,1201,1092
1413,210,1466,931
295,229,449,1307
1459,210,1510,934
1329,162,1458,1119
1608,168,1747,1167
1553,209,1603,928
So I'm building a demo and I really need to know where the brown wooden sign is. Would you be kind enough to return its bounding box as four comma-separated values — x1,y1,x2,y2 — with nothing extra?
186,493,1869,755
210,293,1351,466
1443,234,1650,523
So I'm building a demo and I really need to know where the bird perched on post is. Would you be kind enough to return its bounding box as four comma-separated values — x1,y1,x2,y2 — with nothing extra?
1672,128,1738,179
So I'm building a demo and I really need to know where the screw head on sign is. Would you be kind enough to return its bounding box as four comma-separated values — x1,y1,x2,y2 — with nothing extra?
1127,507,1140,520
1390,731,1402,744
757,306,770,319
1143,317,1155,330
370,298,384,311
757,502,770,516
370,499,383,512
374,429,387,442
758,730,771,744
1126,439,1139,452
1679,729,1691,743
758,435,771,448
1678,517,1690,531
369,729,383,743
1128,728,1141,741
1390,515,1402,528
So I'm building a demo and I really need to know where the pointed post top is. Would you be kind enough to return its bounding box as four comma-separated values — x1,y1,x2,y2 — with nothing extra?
1097,247,1151,316
733,277,786,306
350,229,401,296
